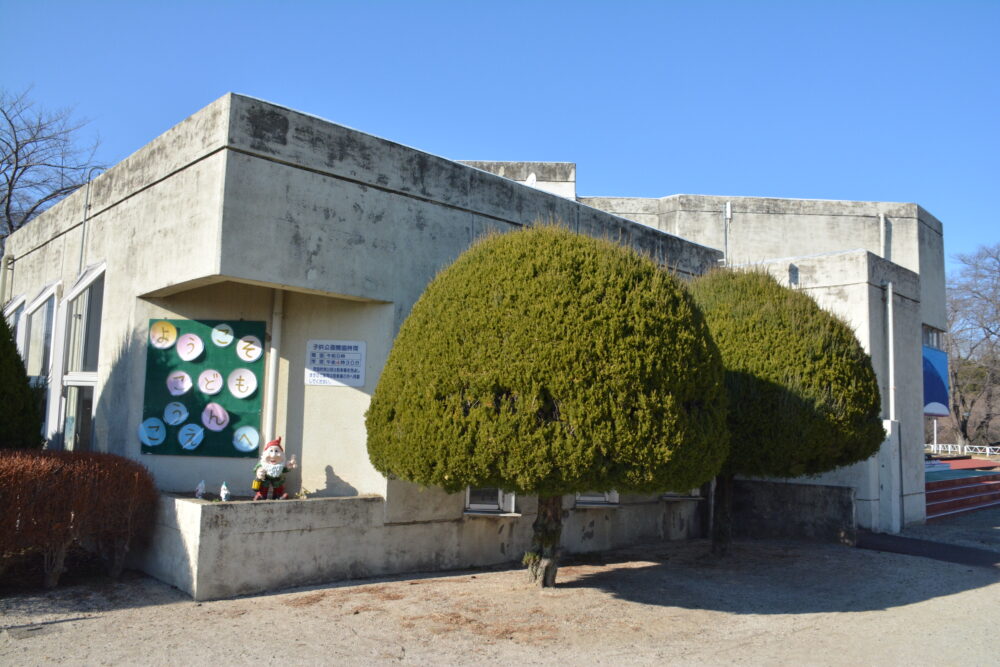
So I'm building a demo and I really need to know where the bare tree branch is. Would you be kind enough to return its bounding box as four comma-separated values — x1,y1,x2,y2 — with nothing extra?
0,87,103,249
946,242,1000,446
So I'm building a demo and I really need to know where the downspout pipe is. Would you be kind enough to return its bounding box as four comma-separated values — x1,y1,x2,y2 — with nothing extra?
263,289,284,443
885,281,895,421
722,201,732,266
76,167,104,274
0,254,11,306
884,280,904,529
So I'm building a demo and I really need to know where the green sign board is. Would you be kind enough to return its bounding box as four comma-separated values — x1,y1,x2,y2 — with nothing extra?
140,319,266,458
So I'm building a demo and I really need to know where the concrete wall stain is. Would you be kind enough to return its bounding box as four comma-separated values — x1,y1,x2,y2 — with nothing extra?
244,105,289,154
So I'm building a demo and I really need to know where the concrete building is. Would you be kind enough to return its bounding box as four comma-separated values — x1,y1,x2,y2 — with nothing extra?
0,94,944,599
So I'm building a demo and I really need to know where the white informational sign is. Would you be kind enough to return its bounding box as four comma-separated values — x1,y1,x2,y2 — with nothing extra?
306,339,366,387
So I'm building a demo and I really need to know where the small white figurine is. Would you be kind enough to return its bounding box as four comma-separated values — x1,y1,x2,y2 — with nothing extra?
220,481,231,502
195,480,206,499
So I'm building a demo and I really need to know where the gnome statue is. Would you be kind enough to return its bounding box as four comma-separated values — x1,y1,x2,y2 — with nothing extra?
252,437,297,500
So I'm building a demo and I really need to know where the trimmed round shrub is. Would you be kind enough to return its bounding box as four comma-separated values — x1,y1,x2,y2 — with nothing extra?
0,311,43,450
366,225,728,496
689,270,884,478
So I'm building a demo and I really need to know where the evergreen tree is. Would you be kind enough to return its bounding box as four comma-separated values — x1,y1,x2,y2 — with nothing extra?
0,311,43,449
689,270,884,554
367,225,728,585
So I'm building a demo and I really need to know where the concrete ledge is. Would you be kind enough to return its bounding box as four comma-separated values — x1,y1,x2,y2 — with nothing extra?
133,492,706,600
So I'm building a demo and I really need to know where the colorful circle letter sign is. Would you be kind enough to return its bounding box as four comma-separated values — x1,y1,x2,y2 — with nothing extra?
227,368,258,399
236,335,263,363
176,333,204,361
233,426,260,453
202,402,230,432
150,321,178,349
198,369,224,395
163,402,189,426
139,418,167,446
166,371,193,396
178,424,205,450
211,323,235,347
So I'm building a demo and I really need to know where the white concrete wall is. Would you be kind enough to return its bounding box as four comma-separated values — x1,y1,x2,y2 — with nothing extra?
459,161,577,199
753,251,926,529
1,93,722,512
134,493,704,600
581,194,946,332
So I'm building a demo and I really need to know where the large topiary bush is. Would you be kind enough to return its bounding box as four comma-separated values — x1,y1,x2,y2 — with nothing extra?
367,225,728,585
0,310,43,450
689,269,884,553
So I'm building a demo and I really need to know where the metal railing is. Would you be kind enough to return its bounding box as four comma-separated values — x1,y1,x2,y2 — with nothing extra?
927,443,1000,457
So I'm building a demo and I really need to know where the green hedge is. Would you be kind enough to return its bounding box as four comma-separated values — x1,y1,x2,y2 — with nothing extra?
0,309,43,450
689,269,884,478
366,225,728,496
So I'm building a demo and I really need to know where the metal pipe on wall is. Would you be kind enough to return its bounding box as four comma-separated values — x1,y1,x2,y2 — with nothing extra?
886,281,896,421
0,254,11,306
76,167,104,274
263,289,284,443
722,201,732,266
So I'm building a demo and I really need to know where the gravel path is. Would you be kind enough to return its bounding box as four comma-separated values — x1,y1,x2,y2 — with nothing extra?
3,518,999,666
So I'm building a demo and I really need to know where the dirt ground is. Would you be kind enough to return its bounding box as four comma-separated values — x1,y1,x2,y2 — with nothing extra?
3,511,999,666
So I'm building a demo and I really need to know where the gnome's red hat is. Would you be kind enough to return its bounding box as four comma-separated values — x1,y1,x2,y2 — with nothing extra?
264,437,283,451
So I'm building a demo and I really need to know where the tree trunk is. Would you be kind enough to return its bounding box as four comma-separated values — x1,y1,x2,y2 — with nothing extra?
711,473,734,557
43,540,71,589
105,539,129,579
526,495,563,587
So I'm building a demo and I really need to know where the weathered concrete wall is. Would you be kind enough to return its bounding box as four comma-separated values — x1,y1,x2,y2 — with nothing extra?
276,291,394,499
581,194,946,332
733,480,856,544
459,161,577,199
133,492,704,601
221,95,721,293
752,251,926,530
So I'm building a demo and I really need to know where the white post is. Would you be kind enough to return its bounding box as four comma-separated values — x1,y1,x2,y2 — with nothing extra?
263,289,284,443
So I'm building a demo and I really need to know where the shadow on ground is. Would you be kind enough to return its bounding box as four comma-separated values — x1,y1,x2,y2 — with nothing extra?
558,537,1000,614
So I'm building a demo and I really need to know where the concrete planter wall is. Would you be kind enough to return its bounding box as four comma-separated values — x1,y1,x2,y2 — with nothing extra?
133,492,703,600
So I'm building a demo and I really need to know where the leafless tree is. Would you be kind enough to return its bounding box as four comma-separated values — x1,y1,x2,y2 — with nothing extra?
1,87,102,248
947,243,1000,446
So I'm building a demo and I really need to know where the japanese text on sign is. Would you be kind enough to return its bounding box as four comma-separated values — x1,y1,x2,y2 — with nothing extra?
305,340,366,387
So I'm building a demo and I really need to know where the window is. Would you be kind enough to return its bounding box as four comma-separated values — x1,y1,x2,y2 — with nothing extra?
465,486,516,513
3,295,26,347
575,490,620,507
22,284,58,383
19,283,60,439
58,264,105,451
65,271,104,374
922,325,944,351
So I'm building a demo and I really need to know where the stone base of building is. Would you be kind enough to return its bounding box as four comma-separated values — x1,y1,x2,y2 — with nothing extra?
131,492,705,600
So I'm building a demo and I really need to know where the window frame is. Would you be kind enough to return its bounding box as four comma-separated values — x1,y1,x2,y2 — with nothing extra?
922,324,945,351
575,490,620,507
464,486,517,514
50,263,106,449
17,282,61,442
2,293,26,352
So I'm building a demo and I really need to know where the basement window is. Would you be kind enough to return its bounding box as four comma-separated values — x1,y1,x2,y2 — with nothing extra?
575,490,620,507
465,486,517,514
661,489,704,502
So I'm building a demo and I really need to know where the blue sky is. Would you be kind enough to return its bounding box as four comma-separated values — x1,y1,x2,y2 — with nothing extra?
2,0,997,273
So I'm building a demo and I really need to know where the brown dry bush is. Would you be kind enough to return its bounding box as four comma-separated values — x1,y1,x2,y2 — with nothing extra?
0,450,157,587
